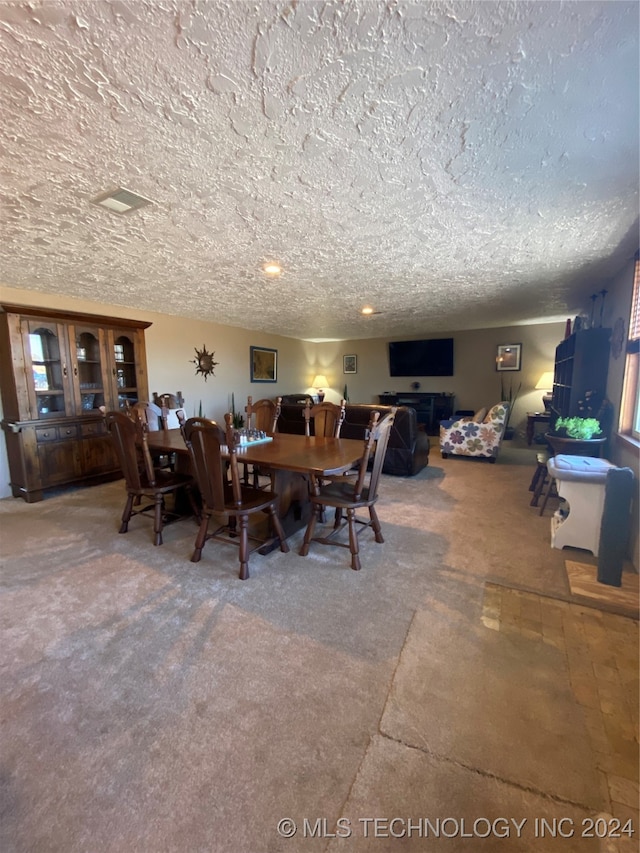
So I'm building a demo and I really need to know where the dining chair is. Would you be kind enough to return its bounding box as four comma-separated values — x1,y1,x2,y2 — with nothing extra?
303,398,348,520
183,413,289,580
125,399,180,470
127,400,163,430
245,395,282,433
152,391,185,429
299,408,397,571
244,395,282,488
105,410,197,545
303,399,346,437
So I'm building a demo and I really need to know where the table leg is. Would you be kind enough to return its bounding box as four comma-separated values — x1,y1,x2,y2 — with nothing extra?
526,417,534,446
257,469,313,554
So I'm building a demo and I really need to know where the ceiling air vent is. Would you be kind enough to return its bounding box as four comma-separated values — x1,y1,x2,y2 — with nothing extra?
91,187,154,214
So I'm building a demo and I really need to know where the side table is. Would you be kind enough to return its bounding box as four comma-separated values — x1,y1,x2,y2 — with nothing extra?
547,454,616,557
526,411,550,445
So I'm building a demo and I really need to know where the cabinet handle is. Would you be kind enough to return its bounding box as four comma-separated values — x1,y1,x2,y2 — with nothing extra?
74,364,78,376
63,363,67,377
113,367,116,376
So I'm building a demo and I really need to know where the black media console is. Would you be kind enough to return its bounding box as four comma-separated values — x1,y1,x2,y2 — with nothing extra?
378,392,455,434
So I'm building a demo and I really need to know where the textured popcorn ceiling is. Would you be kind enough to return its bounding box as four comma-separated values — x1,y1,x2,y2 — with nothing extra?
0,0,638,340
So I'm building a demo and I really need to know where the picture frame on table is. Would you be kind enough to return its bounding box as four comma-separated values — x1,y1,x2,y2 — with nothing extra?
250,346,277,382
343,354,357,374
496,343,522,372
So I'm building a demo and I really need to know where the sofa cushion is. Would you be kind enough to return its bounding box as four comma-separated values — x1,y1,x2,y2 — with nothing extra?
473,407,488,423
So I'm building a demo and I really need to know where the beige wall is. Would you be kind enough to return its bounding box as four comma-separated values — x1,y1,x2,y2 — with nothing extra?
316,323,565,439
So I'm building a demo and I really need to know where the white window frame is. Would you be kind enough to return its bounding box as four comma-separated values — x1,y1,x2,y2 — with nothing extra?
620,252,640,441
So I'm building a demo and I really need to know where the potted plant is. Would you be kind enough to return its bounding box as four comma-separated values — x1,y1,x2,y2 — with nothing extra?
546,416,605,457
553,416,602,440
230,393,245,429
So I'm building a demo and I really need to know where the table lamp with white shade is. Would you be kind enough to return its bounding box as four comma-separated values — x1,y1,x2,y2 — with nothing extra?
311,374,329,402
535,371,555,412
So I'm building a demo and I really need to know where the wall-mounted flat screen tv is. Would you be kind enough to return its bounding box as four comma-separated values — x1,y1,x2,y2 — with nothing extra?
388,338,454,376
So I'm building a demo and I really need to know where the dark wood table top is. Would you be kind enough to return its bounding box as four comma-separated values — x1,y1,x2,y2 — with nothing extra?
147,429,364,476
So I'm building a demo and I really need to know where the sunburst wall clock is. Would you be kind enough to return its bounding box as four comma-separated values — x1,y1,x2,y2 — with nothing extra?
191,345,219,380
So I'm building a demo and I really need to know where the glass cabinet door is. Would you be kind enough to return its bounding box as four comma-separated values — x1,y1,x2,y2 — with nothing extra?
70,325,106,414
24,320,73,419
108,330,145,410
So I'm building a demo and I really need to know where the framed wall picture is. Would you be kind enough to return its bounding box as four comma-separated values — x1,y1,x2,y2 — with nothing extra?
496,343,522,372
250,346,277,382
343,354,357,374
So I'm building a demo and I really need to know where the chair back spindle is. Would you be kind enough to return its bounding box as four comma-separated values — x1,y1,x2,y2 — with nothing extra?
175,408,188,443
160,402,169,431
224,412,244,507
138,421,157,486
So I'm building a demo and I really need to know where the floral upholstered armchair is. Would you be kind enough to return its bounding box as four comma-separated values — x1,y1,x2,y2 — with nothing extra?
439,402,510,462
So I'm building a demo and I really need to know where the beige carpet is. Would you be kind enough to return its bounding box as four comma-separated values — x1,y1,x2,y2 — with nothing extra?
1,445,637,852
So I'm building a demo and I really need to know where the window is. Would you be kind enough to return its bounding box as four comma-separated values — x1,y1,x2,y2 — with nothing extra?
620,252,640,440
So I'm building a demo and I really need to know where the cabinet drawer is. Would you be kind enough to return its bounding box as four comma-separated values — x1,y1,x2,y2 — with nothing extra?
35,427,59,443
81,420,106,438
58,424,79,440
35,424,79,443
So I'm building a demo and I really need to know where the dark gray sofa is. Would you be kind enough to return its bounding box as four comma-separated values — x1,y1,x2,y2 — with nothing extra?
277,399,430,476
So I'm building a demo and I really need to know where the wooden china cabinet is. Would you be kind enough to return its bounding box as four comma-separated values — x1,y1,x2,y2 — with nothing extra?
0,303,151,502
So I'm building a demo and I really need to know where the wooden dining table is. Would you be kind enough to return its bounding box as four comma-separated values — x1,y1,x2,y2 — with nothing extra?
146,429,364,546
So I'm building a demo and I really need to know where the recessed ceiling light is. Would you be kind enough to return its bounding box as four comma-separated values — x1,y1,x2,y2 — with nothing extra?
91,187,154,214
263,263,282,276
361,307,374,315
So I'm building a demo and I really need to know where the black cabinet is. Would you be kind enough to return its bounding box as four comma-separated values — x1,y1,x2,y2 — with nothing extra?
551,328,610,421
378,392,454,434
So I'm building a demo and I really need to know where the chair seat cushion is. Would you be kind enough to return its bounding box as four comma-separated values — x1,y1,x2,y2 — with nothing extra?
547,454,615,483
